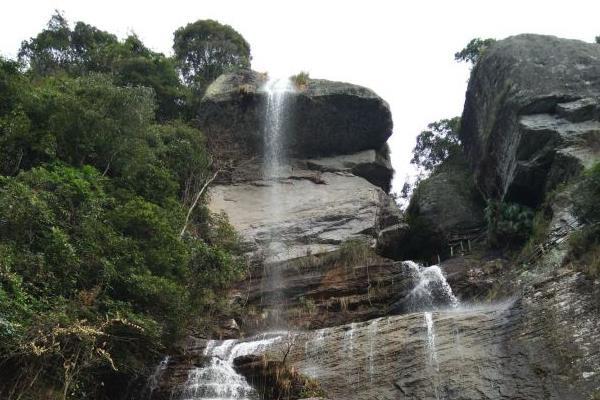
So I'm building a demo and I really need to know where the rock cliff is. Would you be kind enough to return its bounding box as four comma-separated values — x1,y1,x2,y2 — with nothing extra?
149,36,600,400
461,34,600,206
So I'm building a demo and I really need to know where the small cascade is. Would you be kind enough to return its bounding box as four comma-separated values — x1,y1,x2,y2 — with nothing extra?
179,333,285,400
342,323,355,355
403,261,459,312
423,312,438,369
146,356,170,398
401,261,459,398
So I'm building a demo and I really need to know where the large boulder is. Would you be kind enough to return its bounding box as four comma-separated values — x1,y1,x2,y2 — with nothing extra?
407,158,484,236
198,70,393,159
461,34,600,206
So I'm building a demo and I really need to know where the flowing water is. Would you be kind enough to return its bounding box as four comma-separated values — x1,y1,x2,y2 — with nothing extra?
173,77,298,400
260,77,295,324
404,261,458,399
179,333,286,400
146,356,170,398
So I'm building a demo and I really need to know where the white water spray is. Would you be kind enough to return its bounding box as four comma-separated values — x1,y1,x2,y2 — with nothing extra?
403,261,459,311
402,261,458,399
179,333,285,400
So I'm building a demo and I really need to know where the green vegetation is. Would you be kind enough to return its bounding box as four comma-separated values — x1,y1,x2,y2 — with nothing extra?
401,116,462,202
411,117,462,173
485,200,534,248
291,71,310,89
568,162,600,278
0,12,248,400
454,38,496,65
173,19,251,93
18,12,184,121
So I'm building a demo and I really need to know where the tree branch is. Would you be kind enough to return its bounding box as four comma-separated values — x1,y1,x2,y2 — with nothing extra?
179,169,220,238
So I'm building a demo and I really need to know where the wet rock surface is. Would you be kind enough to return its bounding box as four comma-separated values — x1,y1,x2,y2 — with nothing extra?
235,257,417,332
286,270,600,400
461,34,600,205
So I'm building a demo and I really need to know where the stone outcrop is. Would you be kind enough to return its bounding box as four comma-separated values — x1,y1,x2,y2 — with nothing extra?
234,255,416,332
199,70,393,159
407,158,484,236
461,34,600,206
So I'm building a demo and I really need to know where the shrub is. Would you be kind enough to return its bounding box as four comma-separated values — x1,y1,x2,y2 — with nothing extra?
291,71,310,89
573,162,600,223
485,200,534,248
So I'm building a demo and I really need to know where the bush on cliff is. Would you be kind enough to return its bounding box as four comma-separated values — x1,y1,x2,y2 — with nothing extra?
454,38,496,65
568,162,600,277
485,200,534,248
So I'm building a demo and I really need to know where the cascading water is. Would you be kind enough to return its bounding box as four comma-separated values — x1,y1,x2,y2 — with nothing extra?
260,77,295,325
403,261,458,399
179,333,285,400
403,261,459,311
146,356,170,398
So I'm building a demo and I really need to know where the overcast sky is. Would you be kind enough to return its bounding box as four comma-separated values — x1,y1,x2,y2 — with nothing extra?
3,0,600,193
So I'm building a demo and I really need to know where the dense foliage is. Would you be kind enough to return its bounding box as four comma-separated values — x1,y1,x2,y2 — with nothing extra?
19,12,184,121
173,19,251,92
0,13,248,400
454,38,496,65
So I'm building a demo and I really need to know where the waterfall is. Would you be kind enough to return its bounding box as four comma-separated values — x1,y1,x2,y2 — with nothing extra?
304,328,327,378
262,77,294,180
179,333,286,400
260,77,295,324
403,261,459,312
401,261,457,399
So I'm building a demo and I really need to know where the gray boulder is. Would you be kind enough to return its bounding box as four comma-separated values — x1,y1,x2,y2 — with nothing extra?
461,34,600,206
407,159,484,236
198,70,393,159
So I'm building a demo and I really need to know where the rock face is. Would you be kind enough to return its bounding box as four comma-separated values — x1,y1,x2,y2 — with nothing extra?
284,270,600,400
461,34,600,206
209,162,399,264
199,70,393,159
407,158,484,236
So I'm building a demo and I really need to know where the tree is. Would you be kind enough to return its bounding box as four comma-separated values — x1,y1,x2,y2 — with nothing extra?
454,38,496,65
19,11,118,76
20,13,184,121
411,117,462,172
173,19,251,90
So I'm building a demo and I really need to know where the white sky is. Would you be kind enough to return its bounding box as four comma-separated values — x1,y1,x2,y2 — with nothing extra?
2,0,600,193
